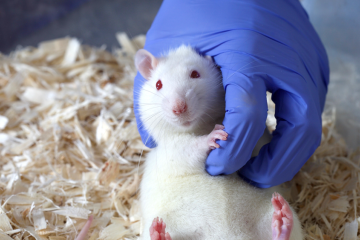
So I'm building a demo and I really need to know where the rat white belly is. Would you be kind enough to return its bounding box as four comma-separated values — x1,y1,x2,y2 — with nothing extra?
140,148,303,240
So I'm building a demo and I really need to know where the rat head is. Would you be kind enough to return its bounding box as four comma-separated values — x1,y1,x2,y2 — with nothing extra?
135,46,225,140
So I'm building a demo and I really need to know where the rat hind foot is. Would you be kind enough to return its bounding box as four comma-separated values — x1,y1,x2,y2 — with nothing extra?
271,193,293,240
150,217,172,240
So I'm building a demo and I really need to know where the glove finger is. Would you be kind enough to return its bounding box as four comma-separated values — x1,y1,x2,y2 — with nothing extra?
206,68,268,175
239,89,322,188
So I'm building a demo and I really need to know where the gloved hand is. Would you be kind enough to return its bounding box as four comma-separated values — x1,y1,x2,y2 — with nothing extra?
133,0,329,188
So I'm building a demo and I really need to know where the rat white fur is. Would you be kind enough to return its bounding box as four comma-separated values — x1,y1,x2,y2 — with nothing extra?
135,46,303,240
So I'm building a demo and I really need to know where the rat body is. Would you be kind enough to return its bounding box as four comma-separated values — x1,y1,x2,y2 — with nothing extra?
135,46,303,240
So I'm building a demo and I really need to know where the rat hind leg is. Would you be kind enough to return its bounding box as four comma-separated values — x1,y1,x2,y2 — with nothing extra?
150,217,172,240
271,192,293,240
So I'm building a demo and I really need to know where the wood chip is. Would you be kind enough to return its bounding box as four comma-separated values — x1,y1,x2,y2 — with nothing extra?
0,211,13,232
62,39,81,66
0,115,8,129
53,207,90,219
344,219,358,240
0,231,13,240
116,32,136,54
32,209,46,231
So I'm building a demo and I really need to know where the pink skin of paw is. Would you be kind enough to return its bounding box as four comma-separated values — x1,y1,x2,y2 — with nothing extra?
75,215,93,240
150,217,172,240
271,193,293,240
207,124,228,150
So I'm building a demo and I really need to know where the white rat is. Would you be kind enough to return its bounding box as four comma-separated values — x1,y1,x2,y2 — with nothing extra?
135,45,304,240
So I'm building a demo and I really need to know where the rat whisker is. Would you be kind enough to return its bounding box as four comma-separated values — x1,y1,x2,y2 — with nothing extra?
143,113,163,133
215,58,260,82
157,90,170,103
140,111,162,124
136,103,162,106
157,118,168,146
139,106,162,113
232,58,260,71
198,116,208,125
137,112,163,130
134,88,160,97
232,64,271,74
224,63,271,82
202,112,215,121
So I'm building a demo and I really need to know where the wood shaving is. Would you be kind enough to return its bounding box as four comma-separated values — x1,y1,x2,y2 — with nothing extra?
0,33,146,240
0,32,358,239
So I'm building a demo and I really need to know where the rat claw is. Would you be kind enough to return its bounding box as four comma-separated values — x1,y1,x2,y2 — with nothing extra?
208,142,220,149
207,128,228,150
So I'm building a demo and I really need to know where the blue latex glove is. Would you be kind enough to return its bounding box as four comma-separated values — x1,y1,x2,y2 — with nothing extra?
133,0,329,188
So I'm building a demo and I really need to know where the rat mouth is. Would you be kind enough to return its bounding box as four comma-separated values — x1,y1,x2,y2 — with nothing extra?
163,103,199,129
178,115,200,128
165,114,197,128
182,120,192,126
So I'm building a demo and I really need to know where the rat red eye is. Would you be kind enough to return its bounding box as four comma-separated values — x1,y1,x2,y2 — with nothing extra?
190,70,200,79
156,80,162,90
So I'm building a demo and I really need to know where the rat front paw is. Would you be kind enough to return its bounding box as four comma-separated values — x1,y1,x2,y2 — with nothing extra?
207,124,228,149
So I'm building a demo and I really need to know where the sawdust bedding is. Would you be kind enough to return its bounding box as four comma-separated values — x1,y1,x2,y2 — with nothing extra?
0,33,359,240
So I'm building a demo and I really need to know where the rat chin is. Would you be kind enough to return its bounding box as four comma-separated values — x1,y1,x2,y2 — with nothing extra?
166,119,196,132
176,117,198,128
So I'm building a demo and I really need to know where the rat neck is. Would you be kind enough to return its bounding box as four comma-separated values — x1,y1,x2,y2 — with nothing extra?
148,131,211,176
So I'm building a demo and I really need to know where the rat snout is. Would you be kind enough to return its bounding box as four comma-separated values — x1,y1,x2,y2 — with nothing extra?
172,99,187,115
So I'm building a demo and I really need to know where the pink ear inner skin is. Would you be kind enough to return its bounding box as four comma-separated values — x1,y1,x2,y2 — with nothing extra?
135,49,158,80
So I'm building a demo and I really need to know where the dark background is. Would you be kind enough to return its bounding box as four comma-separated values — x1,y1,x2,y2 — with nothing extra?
0,0,163,54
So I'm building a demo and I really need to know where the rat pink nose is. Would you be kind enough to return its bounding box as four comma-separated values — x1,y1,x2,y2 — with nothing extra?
172,101,187,115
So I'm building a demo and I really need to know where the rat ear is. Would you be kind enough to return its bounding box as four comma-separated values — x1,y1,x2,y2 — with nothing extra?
205,55,213,62
134,49,158,80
